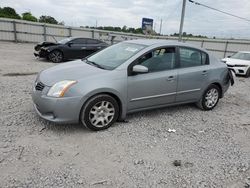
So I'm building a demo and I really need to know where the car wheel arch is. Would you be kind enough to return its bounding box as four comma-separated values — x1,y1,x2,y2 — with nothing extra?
78,91,124,122
208,82,222,98
50,49,64,56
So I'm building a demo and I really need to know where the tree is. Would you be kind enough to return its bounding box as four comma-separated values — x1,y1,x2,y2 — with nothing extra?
122,25,127,32
39,15,58,24
135,28,143,34
22,12,37,22
0,7,21,19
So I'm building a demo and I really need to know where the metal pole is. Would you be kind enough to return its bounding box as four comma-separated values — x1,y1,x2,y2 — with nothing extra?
178,0,187,41
224,41,229,58
159,19,162,35
43,24,47,41
13,21,17,42
68,27,72,37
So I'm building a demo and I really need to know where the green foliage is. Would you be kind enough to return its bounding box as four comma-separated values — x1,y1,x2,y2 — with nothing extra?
0,7,21,19
22,12,37,22
171,32,207,38
39,15,58,24
85,25,143,35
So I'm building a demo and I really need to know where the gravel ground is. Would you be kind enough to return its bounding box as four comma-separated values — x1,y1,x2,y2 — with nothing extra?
0,41,250,188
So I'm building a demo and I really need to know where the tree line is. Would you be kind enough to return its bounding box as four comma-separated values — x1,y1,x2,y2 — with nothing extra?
0,6,63,25
83,25,144,34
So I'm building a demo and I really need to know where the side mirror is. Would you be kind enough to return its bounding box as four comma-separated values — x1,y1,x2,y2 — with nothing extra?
227,55,231,58
132,65,148,74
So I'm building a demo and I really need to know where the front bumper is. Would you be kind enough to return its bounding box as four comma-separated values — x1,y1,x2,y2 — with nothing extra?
34,49,48,58
32,85,82,124
227,66,249,75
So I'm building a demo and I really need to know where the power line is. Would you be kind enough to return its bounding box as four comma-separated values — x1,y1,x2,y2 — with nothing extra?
189,0,250,23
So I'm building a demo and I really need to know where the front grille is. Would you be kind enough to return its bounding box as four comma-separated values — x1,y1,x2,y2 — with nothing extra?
35,82,45,91
227,64,234,67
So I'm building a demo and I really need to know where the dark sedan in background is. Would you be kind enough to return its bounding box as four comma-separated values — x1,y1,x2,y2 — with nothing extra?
34,37,108,63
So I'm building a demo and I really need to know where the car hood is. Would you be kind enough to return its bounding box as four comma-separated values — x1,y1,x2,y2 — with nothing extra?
223,58,250,65
39,60,108,86
34,41,59,51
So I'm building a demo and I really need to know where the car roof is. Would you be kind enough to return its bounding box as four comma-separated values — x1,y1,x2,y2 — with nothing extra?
238,51,250,54
69,37,99,40
124,39,206,51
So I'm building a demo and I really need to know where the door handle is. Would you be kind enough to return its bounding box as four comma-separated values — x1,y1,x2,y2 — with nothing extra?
202,70,208,75
81,47,86,49
167,76,175,81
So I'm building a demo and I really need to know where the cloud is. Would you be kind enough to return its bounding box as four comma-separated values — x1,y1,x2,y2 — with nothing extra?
1,0,250,38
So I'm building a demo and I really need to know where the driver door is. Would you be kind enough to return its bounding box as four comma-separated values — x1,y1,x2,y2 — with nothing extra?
127,47,178,111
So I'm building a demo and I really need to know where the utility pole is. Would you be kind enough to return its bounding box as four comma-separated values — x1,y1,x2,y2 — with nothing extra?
95,20,98,28
159,19,162,35
178,0,187,41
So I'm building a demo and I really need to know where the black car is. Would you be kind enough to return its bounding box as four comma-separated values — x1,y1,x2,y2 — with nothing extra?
34,37,108,63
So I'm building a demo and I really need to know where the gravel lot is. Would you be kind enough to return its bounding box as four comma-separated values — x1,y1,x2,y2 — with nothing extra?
0,41,250,188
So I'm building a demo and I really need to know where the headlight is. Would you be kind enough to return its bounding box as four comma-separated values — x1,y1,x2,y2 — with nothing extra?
47,80,77,97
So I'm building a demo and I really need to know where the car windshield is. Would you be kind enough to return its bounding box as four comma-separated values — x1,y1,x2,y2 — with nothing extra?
85,42,146,70
58,38,71,44
231,52,250,61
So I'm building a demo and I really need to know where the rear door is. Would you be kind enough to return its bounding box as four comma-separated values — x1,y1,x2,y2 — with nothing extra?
176,47,210,102
85,39,104,56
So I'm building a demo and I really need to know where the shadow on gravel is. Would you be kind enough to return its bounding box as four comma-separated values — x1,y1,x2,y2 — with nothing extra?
34,58,52,63
37,117,91,134
34,58,74,64
35,104,198,134
127,103,198,119
3,72,38,77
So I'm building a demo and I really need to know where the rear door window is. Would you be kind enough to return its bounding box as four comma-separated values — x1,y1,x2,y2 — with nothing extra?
179,47,208,68
87,39,100,44
72,38,87,44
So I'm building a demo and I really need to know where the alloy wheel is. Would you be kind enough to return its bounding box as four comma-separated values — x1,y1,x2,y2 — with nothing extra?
205,88,219,108
89,101,115,128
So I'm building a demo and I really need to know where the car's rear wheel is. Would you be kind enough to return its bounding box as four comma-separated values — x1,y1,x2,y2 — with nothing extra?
80,94,119,131
48,50,63,63
196,84,220,110
245,67,250,78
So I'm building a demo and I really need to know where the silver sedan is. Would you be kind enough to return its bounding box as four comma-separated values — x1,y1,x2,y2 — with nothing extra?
32,40,234,131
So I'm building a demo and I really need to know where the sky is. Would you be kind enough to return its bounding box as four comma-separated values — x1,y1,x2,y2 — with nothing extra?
1,0,250,39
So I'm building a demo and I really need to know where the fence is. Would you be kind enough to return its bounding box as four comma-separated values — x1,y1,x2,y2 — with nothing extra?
1,17,250,59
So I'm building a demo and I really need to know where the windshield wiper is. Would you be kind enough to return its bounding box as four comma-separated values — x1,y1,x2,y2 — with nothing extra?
82,58,105,69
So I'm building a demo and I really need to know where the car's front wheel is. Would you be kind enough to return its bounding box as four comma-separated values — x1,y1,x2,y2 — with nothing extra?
197,84,220,110
48,50,63,63
80,94,119,131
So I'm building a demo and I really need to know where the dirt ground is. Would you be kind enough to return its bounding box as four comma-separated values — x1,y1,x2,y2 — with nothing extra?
0,41,250,188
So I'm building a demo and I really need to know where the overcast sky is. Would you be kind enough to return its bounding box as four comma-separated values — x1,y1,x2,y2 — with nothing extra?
1,0,250,38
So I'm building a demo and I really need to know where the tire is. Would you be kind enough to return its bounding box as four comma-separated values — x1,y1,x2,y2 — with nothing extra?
80,94,119,131
48,50,63,63
245,68,250,78
196,84,220,110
